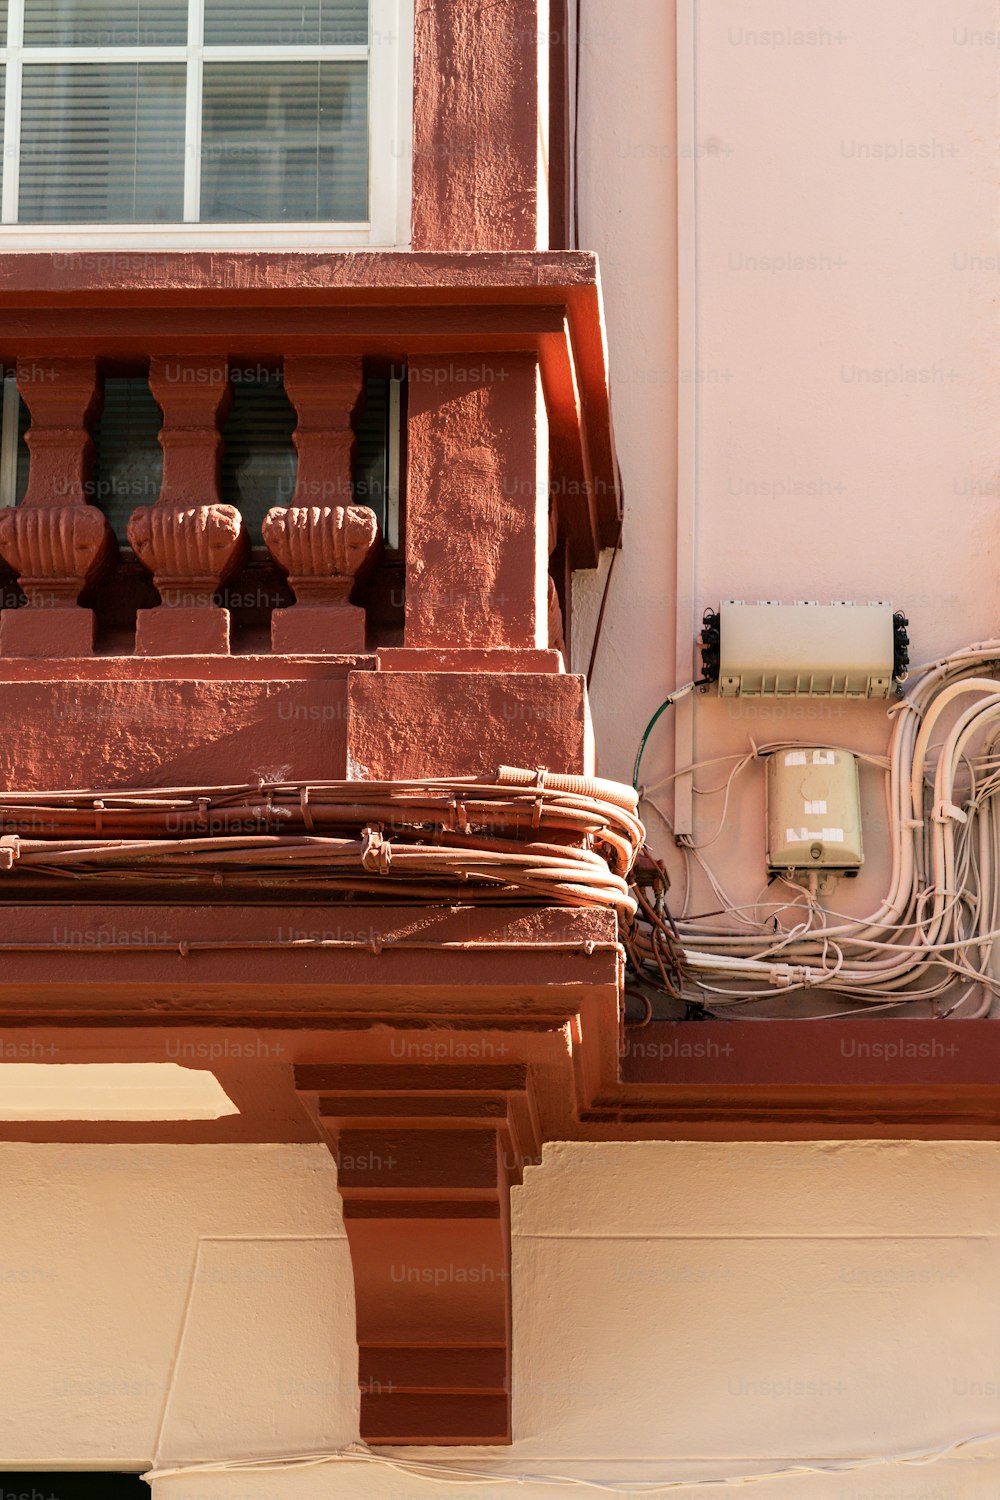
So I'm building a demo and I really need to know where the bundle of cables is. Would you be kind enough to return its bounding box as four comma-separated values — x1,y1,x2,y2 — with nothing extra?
634,642,1000,1017
0,765,644,919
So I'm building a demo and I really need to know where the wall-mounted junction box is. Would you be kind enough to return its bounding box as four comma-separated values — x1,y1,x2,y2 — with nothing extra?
766,748,863,874
700,601,909,698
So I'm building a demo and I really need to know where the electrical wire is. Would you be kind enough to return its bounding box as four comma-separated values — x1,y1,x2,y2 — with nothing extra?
632,682,703,790
143,1425,1000,1491
630,643,1000,1014
0,768,644,918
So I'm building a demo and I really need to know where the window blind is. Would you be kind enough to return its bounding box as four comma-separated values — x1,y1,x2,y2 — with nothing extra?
200,61,368,224
15,391,29,501
22,0,187,47
90,377,163,541
220,373,298,540
354,376,389,526
18,63,186,223
203,0,368,46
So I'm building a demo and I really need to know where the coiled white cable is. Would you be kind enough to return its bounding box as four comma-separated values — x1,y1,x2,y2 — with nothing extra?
656,643,1000,1011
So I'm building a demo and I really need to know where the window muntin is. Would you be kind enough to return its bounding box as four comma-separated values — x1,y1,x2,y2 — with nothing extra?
0,0,410,245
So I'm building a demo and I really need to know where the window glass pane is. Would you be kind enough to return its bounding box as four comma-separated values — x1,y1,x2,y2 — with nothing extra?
204,0,368,46
221,372,297,539
354,376,389,533
201,61,368,223
23,0,187,46
16,392,30,502
92,377,163,541
0,4,7,45
19,64,186,223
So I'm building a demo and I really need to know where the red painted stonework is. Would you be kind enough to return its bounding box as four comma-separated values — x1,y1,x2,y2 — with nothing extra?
264,505,381,655
412,0,542,252
346,669,591,779
299,1063,540,1444
0,252,622,561
0,357,115,656
0,671,355,790
405,354,547,648
376,648,564,673
264,358,378,652
129,358,248,654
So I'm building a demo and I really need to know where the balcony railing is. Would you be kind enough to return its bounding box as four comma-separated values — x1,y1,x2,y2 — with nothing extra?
0,252,620,663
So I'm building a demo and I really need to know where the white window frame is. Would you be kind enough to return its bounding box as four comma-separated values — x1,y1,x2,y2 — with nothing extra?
0,0,413,249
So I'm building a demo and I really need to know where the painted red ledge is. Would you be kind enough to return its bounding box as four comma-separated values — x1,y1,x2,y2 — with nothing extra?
620,1020,999,1087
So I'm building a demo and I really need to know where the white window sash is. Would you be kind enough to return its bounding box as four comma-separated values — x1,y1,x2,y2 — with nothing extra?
0,0,412,247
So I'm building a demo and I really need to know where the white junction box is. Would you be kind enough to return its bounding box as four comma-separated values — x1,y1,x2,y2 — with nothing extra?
716,600,898,697
767,748,864,873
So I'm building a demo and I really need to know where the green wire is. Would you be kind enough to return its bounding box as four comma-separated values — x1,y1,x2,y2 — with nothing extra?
632,697,677,791
632,682,708,791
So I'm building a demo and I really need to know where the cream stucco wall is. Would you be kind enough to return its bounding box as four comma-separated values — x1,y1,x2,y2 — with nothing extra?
5,1140,1000,1493
0,1144,358,1470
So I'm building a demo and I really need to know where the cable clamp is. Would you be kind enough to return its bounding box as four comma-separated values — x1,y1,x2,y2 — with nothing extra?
769,964,814,989
932,800,968,825
531,767,548,827
361,825,392,874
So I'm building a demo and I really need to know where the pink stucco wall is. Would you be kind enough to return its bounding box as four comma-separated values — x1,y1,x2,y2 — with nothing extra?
575,0,998,927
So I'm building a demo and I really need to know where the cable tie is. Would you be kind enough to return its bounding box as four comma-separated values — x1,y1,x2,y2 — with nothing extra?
299,787,315,833
902,817,924,830
932,800,968,825
94,799,104,836
0,835,19,870
178,941,190,958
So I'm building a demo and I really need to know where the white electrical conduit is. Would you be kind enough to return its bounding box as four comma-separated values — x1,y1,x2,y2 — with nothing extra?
665,643,1000,1011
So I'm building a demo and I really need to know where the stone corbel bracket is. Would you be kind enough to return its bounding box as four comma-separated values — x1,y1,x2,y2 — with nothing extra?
295,1062,541,1445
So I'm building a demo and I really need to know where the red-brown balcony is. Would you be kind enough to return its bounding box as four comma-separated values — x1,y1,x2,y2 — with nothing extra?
0,250,619,787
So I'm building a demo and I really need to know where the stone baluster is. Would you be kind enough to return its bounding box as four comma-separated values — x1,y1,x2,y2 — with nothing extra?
127,357,247,655
262,358,380,653
0,357,115,657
